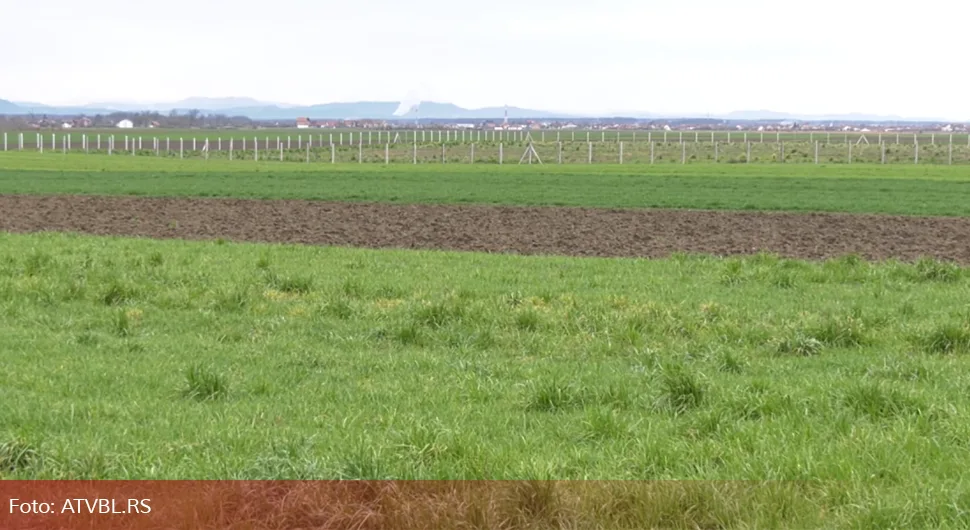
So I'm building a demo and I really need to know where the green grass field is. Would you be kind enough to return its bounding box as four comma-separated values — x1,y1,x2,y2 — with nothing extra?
3,152,970,216
5,149,970,527
3,232,970,527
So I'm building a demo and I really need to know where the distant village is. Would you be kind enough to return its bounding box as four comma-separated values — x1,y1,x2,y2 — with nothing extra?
3,113,968,134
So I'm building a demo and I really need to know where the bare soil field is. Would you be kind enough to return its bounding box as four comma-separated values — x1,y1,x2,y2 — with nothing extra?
2,194,969,263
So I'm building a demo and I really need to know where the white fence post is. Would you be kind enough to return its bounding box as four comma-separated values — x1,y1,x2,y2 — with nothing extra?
558,141,562,164
385,143,389,164
619,141,623,164
2,133,5,152
588,141,592,164
255,137,259,161
650,142,654,164
500,143,504,165
229,138,234,161
180,138,184,159
332,143,336,164
470,143,475,164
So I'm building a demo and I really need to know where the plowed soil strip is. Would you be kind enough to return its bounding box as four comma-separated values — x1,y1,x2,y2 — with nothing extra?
2,194,969,263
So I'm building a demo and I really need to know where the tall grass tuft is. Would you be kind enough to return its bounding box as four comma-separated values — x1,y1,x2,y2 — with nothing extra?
914,257,961,283
915,324,970,354
526,380,582,413
183,365,230,401
805,315,869,348
266,273,313,294
101,280,136,306
660,368,706,414
774,332,823,356
0,438,38,473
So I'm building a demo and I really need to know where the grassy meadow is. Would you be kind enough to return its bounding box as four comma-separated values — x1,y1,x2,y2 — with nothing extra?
2,232,970,527
3,152,970,216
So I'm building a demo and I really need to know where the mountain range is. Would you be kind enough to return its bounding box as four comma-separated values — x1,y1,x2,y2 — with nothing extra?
0,97,954,123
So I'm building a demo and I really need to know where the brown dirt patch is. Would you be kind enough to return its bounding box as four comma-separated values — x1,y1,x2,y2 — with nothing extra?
1,194,969,263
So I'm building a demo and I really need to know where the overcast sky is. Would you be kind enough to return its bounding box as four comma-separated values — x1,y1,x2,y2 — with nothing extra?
3,0,968,119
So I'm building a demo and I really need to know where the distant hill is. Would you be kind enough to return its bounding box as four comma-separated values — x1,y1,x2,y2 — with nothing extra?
0,97,957,123
0,99,20,113
0,98,576,120
720,110,945,123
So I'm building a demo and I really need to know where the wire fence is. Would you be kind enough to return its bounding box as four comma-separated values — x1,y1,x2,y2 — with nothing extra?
4,131,970,165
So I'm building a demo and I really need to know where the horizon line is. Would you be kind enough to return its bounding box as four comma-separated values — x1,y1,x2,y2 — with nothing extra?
3,98,966,123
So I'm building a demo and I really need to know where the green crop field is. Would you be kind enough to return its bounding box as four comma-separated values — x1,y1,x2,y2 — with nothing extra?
3,232,970,528
4,148,970,528
3,152,970,216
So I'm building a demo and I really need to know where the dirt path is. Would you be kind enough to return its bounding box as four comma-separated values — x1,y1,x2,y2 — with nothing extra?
2,194,968,263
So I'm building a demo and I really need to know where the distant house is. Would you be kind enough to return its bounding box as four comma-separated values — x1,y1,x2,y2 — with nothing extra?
62,122,73,129
117,119,134,129
296,117,311,129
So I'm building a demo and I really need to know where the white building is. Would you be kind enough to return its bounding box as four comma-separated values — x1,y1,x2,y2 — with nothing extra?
117,119,134,129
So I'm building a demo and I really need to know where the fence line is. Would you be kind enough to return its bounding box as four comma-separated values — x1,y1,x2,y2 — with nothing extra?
4,133,970,166
5,129,970,147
